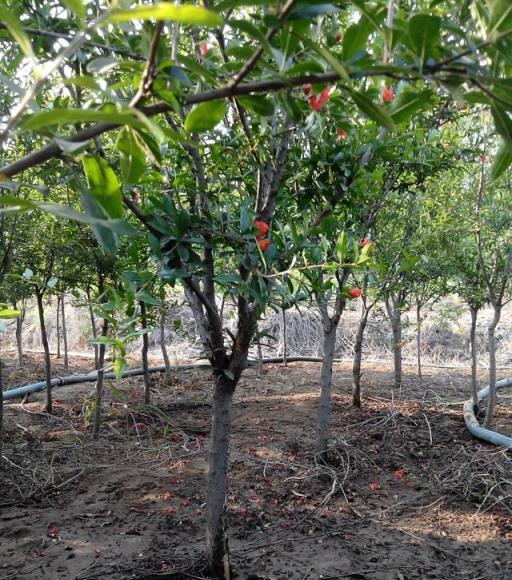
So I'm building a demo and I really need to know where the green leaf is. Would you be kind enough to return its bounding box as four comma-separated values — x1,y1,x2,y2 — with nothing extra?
82,155,123,219
184,100,226,133
335,231,348,263
106,3,223,27
343,20,373,61
390,89,432,124
136,291,161,306
0,7,36,62
491,141,512,180
348,89,395,130
61,0,86,19
21,108,148,131
299,34,349,80
492,105,512,145
116,128,147,184
237,95,275,116
229,19,273,55
408,14,441,67
487,0,512,38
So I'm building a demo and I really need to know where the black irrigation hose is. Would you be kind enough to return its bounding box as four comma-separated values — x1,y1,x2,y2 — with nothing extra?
2,357,329,401
7,356,509,451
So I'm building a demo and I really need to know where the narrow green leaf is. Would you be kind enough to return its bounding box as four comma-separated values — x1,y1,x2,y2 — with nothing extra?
106,3,223,27
82,155,123,219
0,6,36,61
348,89,396,130
390,89,432,124
237,95,275,116
61,0,86,19
184,100,226,133
21,108,147,131
492,105,512,145
491,141,512,180
299,34,349,80
408,14,441,67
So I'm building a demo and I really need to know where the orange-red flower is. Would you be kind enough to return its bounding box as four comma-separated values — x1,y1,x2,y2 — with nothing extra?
199,43,208,56
381,85,394,103
257,238,270,251
337,128,347,140
303,83,312,95
347,288,362,299
335,33,342,42
359,238,371,248
254,220,269,239
308,86,330,111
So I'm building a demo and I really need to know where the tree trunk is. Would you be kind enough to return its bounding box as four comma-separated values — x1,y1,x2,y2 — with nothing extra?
159,306,172,383
483,306,501,428
469,305,479,410
416,302,422,381
56,294,61,359
0,356,4,470
36,292,52,414
61,293,69,372
15,303,24,368
206,374,235,578
86,287,99,369
317,322,337,460
391,317,402,390
140,301,151,405
92,318,109,438
352,310,370,407
282,307,287,366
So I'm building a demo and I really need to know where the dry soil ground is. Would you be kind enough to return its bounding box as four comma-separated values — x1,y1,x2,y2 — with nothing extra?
1,354,512,580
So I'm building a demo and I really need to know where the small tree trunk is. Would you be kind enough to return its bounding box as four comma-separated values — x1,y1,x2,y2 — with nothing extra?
416,302,422,381
92,318,109,438
159,306,172,383
317,322,337,460
15,303,24,368
61,293,69,372
352,310,370,407
206,374,235,578
56,294,61,359
0,357,4,470
86,286,99,369
469,305,479,410
36,291,52,414
140,301,151,405
483,306,501,428
282,307,288,366
391,317,403,390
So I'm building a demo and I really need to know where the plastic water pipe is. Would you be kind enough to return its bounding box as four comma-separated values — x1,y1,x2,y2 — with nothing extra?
463,377,512,450
2,356,328,402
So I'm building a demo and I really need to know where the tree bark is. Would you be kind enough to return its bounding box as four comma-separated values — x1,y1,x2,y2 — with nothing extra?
86,286,99,369
159,306,172,383
483,306,501,428
416,302,422,381
15,302,24,368
317,321,337,460
56,294,61,358
206,374,235,578
0,356,4,470
352,310,370,407
386,300,402,390
61,293,69,371
140,301,151,404
92,318,109,438
469,305,479,410
36,291,52,414
282,307,288,366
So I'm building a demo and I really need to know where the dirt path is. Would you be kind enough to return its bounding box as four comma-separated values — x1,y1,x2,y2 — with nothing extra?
1,356,511,579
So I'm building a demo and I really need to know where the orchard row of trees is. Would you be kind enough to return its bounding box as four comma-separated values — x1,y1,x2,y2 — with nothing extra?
2,0,512,576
